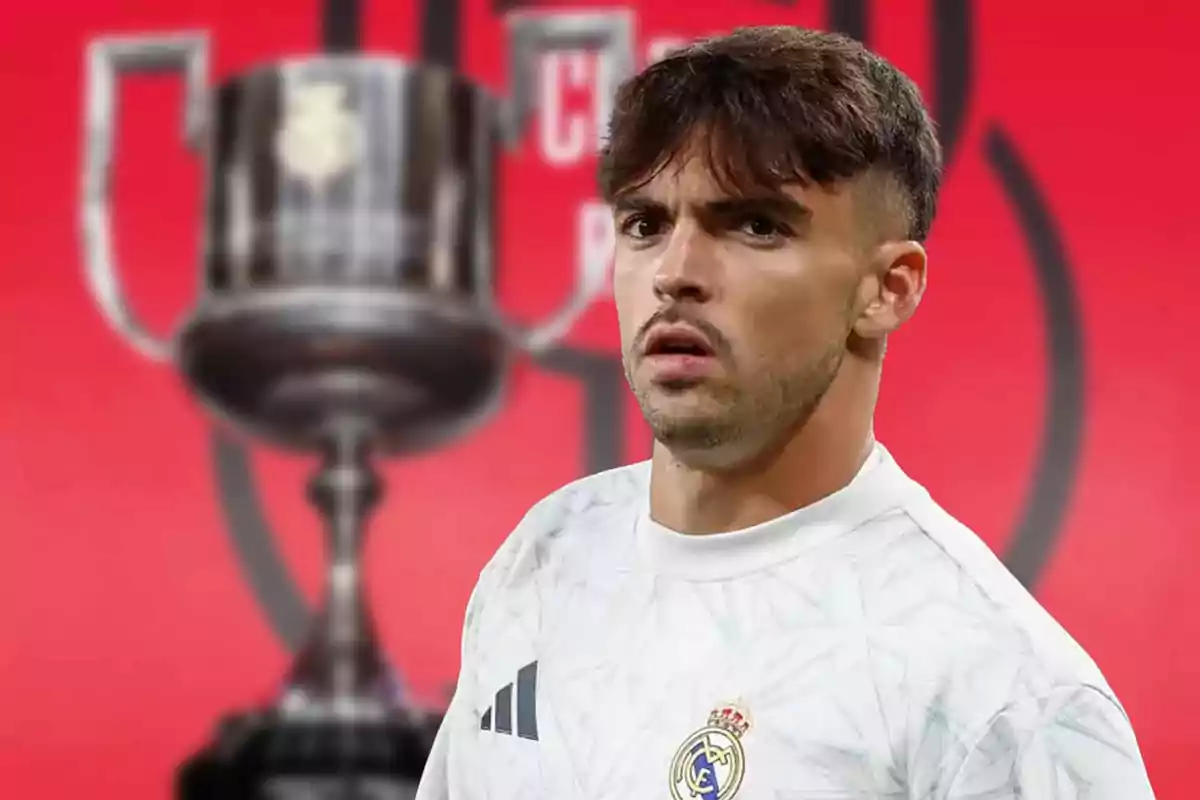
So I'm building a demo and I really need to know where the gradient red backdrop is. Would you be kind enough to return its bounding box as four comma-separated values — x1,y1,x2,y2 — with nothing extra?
1,1,1197,797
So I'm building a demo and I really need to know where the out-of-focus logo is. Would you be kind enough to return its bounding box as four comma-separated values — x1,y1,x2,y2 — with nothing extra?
275,82,362,192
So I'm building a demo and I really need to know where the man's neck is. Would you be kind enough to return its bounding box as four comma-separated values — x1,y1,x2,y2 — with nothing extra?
648,364,879,535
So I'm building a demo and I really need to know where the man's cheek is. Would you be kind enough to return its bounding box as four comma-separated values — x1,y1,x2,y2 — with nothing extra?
611,298,646,356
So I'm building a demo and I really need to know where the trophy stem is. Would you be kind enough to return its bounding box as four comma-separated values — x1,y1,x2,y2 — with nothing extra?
283,420,392,718
177,420,440,797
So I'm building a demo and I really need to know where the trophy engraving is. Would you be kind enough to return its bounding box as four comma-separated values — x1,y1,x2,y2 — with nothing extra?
79,12,634,799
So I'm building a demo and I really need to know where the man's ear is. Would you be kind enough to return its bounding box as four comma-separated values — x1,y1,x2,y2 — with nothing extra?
853,240,928,340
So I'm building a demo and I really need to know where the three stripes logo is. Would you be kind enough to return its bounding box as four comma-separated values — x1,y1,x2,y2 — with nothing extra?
480,661,540,741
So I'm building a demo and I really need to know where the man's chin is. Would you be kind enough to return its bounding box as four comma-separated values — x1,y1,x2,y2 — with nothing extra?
634,380,737,438
641,390,721,422
644,405,734,448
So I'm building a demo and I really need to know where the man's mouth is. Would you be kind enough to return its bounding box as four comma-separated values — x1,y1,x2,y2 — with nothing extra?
643,325,716,358
641,324,720,383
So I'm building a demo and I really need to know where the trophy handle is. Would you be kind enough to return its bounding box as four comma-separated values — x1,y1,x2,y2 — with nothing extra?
80,32,210,362
494,11,636,353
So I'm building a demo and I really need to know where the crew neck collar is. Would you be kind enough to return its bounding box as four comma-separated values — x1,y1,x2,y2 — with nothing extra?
635,442,917,580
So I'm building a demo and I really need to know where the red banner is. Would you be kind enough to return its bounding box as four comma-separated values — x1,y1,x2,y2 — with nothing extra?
1,1,1196,797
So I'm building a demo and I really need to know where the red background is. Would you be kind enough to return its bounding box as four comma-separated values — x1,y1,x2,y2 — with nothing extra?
1,1,1197,797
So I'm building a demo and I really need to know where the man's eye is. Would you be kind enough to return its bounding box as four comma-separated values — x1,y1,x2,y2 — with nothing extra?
619,214,665,239
738,216,785,238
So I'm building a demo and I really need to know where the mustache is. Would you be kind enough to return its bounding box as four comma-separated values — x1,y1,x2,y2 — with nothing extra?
634,306,731,358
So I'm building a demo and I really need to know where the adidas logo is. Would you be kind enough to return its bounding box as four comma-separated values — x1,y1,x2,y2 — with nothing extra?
480,660,539,741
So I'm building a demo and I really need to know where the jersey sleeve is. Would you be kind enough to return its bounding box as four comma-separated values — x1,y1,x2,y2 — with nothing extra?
945,684,1156,799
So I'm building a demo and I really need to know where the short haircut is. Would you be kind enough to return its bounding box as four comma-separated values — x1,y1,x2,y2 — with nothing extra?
597,26,944,242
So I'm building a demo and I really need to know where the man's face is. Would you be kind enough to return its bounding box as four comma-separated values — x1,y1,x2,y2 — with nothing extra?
612,154,870,469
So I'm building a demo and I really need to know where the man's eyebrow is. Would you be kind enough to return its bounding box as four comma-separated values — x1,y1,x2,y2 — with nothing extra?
611,195,662,214
703,195,812,220
611,193,813,225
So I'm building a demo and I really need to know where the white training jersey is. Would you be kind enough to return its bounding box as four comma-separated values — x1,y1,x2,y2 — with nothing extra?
415,443,1155,799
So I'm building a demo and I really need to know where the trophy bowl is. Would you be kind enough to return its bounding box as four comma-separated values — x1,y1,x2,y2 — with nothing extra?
178,288,509,454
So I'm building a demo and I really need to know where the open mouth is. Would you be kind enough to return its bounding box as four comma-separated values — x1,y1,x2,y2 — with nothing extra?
644,327,716,358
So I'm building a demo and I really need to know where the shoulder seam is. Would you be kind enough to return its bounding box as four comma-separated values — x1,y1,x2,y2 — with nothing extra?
897,503,1028,634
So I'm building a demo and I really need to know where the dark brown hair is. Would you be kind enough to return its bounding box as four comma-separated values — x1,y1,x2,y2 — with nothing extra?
597,26,943,241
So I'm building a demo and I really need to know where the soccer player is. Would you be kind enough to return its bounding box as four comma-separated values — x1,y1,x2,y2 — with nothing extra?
416,26,1156,799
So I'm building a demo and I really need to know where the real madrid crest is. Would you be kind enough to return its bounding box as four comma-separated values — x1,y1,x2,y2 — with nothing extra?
275,81,362,192
669,704,751,800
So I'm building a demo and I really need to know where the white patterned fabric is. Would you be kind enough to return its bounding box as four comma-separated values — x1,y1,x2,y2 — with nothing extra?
416,444,1155,799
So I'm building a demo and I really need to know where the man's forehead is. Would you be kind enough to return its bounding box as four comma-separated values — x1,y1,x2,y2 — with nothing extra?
622,152,855,206
614,178,822,221
644,155,773,197
620,166,798,205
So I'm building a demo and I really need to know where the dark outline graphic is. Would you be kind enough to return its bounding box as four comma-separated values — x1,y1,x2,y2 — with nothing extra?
212,0,1085,650
984,126,1086,587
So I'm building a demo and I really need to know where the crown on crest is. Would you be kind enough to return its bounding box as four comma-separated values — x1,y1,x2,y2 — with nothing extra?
708,705,751,738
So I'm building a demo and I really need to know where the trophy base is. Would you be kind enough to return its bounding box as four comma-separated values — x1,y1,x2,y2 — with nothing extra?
176,709,439,800
177,289,510,454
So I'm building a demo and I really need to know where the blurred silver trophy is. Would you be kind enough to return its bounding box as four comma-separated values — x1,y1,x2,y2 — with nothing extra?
80,14,632,799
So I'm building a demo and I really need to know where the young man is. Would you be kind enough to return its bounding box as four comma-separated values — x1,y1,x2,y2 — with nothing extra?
416,26,1155,799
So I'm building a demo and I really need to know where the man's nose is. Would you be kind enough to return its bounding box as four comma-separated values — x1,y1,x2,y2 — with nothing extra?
652,224,715,304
